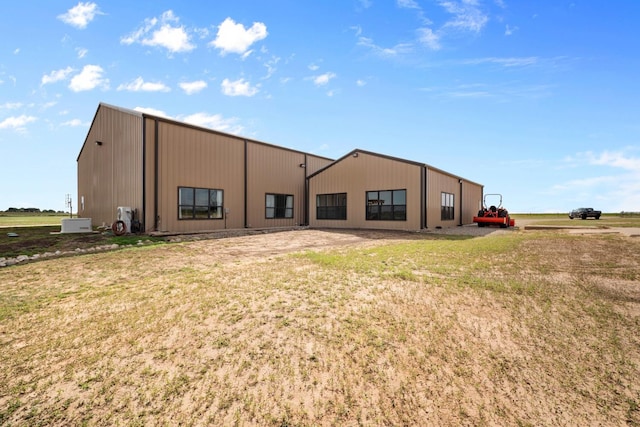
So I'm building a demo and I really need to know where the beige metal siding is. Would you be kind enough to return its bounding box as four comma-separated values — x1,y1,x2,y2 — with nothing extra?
309,152,422,230
425,168,461,229
462,181,483,224
143,117,156,232
77,105,143,228
155,121,245,233
305,154,333,176
246,142,307,228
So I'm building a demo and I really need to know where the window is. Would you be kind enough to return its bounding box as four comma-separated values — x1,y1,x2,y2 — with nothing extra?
366,189,406,221
266,194,293,219
178,187,223,220
441,192,454,221
317,193,347,220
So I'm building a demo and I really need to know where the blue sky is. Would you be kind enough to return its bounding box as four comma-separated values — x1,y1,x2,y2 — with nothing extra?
1,1,639,213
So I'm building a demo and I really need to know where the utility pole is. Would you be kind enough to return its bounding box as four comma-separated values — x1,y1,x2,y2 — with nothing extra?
65,194,73,218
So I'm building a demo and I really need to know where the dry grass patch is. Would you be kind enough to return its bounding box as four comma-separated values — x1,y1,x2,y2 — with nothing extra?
0,230,639,426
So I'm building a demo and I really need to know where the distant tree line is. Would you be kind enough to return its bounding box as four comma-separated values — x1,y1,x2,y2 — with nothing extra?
4,208,66,213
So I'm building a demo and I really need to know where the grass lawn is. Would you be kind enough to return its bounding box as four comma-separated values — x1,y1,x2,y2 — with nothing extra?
0,227,639,425
511,213,640,228
0,213,69,227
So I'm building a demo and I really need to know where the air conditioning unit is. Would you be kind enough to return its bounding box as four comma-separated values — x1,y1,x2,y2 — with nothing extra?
116,206,132,233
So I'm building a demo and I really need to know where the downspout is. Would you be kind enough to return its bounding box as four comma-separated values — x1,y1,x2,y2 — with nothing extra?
142,117,146,231
420,165,426,229
153,119,159,231
459,179,463,226
424,165,428,229
303,154,308,226
244,140,248,228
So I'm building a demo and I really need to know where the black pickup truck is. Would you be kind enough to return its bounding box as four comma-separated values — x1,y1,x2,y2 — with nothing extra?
568,207,602,220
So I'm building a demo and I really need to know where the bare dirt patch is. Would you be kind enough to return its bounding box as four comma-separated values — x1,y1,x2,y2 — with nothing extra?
1,227,639,426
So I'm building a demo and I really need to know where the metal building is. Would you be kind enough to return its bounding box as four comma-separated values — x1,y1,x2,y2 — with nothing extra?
308,149,483,230
77,103,483,233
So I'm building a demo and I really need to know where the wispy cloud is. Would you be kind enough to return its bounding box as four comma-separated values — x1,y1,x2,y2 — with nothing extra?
117,77,171,92
397,0,420,9
180,112,243,134
440,0,489,33
58,2,102,29
121,10,195,54
554,148,640,211
505,24,518,36
0,115,37,132
570,149,640,171
357,37,413,57
61,119,89,127
0,102,24,110
460,56,539,67
417,28,441,50
312,72,337,86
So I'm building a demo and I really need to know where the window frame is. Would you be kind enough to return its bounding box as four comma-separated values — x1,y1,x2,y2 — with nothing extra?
316,192,347,220
441,191,455,221
365,189,407,221
265,193,294,219
178,187,224,220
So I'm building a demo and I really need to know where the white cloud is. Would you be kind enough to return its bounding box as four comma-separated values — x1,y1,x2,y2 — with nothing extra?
308,63,320,71
555,148,640,211
0,102,23,110
61,119,88,127
58,2,102,29
0,115,37,131
121,10,195,54
312,72,337,86
77,47,88,58
440,0,489,33
357,37,413,57
462,57,539,67
132,107,243,135
505,24,518,36
133,107,169,117
263,56,280,79
210,17,268,56
41,67,74,85
69,65,109,92
179,80,208,95
356,79,367,87
417,27,441,50
180,112,243,134
580,149,640,171
117,77,170,92
398,0,420,9
221,78,259,96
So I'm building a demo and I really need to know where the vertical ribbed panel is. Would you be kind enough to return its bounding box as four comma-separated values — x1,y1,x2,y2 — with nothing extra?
77,105,143,228
245,143,307,228
309,152,422,230
156,122,245,233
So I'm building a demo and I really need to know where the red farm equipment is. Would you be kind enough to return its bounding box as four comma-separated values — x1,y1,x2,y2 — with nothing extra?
473,194,515,228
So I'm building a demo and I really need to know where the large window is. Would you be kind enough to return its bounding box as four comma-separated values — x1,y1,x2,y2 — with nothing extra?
366,189,406,221
317,193,347,220
441,192,455,221
178,187,223,220
266,193,293,219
